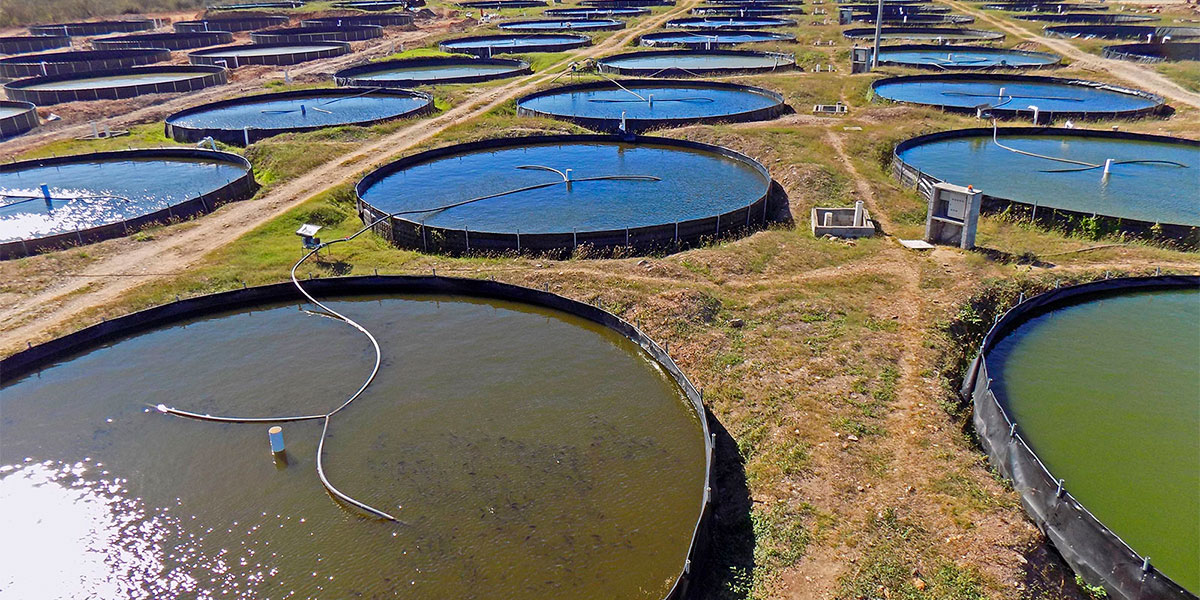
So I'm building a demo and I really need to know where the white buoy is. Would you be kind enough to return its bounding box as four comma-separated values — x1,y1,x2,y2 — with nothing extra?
269,426,285,453
998,86,1006,100
853,200,864,227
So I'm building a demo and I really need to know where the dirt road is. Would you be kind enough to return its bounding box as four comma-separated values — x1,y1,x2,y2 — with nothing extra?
0,2,700,355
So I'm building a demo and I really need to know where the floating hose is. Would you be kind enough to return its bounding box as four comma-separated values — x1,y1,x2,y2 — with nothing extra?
944,91,1084,102
156,164,658,521
988,120,1191,173
588,96,714,103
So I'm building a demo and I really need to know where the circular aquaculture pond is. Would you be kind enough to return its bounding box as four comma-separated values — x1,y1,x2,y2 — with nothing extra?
0,48,170,79
0,100,38,139
458,0,548,7
517,79,786,132
981,282,1199,594
664,16,796,28
0,149,255,258
1043,24,1200,40
188,42,351,67
1015,12,1156,23
598,49,796,76
544,7,649,17
583,0,673,6
301,14,416,28
334,56,531,86
639,29,795,47
212,1,304,8
1103,41,1200,62
333,0,410,8
849,13,975,24
29,19,157,37
982,2,1108,11
871,74,1163,119
0,275,713,600
693,6,807,16
4,65,228,105
498,18,626,31
174,14,290,33
356,135,772,254
841,4,952,13
894,127,1200,228
439,34,591,56
165,88,434,145
0,35,71,55
872,44,1061,69
90,31,236,51
843,27,1005,42
250,25,384,44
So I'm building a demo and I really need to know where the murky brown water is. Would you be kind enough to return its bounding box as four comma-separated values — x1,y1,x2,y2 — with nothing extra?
1,294,707,599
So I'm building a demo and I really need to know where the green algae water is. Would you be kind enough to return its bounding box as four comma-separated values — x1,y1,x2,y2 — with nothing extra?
0,294,707,599
988,288,1200,592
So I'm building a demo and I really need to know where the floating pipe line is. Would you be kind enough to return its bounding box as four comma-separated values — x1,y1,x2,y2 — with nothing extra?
157,164,658,521
987,120,1190,172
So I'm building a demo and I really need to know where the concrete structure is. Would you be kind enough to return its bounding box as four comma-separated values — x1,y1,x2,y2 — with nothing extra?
811,201,875,238
924,182,981,249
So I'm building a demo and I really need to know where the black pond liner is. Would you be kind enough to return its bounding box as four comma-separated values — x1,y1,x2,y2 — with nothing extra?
0,35,71,55
438,33,591,56
869,73,1164,120
354,134,773,256
334,56,531,86
598,48,797,76
891,127,1200,244
516,79,787,132
499,18,627,31
458,0,548,7
545,7,651,16
870,44,1061,70
1043,24,1200,40
0,272,715,600
91,31,236,51
1015,12,1156,23
28,19,160,37
0,48,170,79
963,275,1199,600
0,148,256,260
1102,41,1200,63
188,42,351,67
164,87,435,145
639,29,796,48
0,100,38,139
693,6,807,16
174,15,291,33
848,13,976,24
982,2,1109,11
211,1,306,9
664,16,798,28
843,26,1005,42
582,0,673,5
250,25,385,44
4,65,228,105
302,14,416,27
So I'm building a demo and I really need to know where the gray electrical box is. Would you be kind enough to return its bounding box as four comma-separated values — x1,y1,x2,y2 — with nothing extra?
925,182,982,249
839,7,854,24
851,47,871,73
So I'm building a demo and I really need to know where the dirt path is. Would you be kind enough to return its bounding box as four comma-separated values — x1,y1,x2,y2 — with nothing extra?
947,0,1200,109
0,2,700,353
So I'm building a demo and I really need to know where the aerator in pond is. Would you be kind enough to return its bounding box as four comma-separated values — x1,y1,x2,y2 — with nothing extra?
3,65,229,105
1,274,714,600
0,148,256,258
516,79,787,132
188,42,351,68
439,33,591,56
967,276,1199,597
355,134,774,255
334,56,531,86
0,48,170,79
870,45,1061,69
165,87,435,145
598,49,797,76
639,29,795,47
893,126,1199,237
870,73,1164,120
